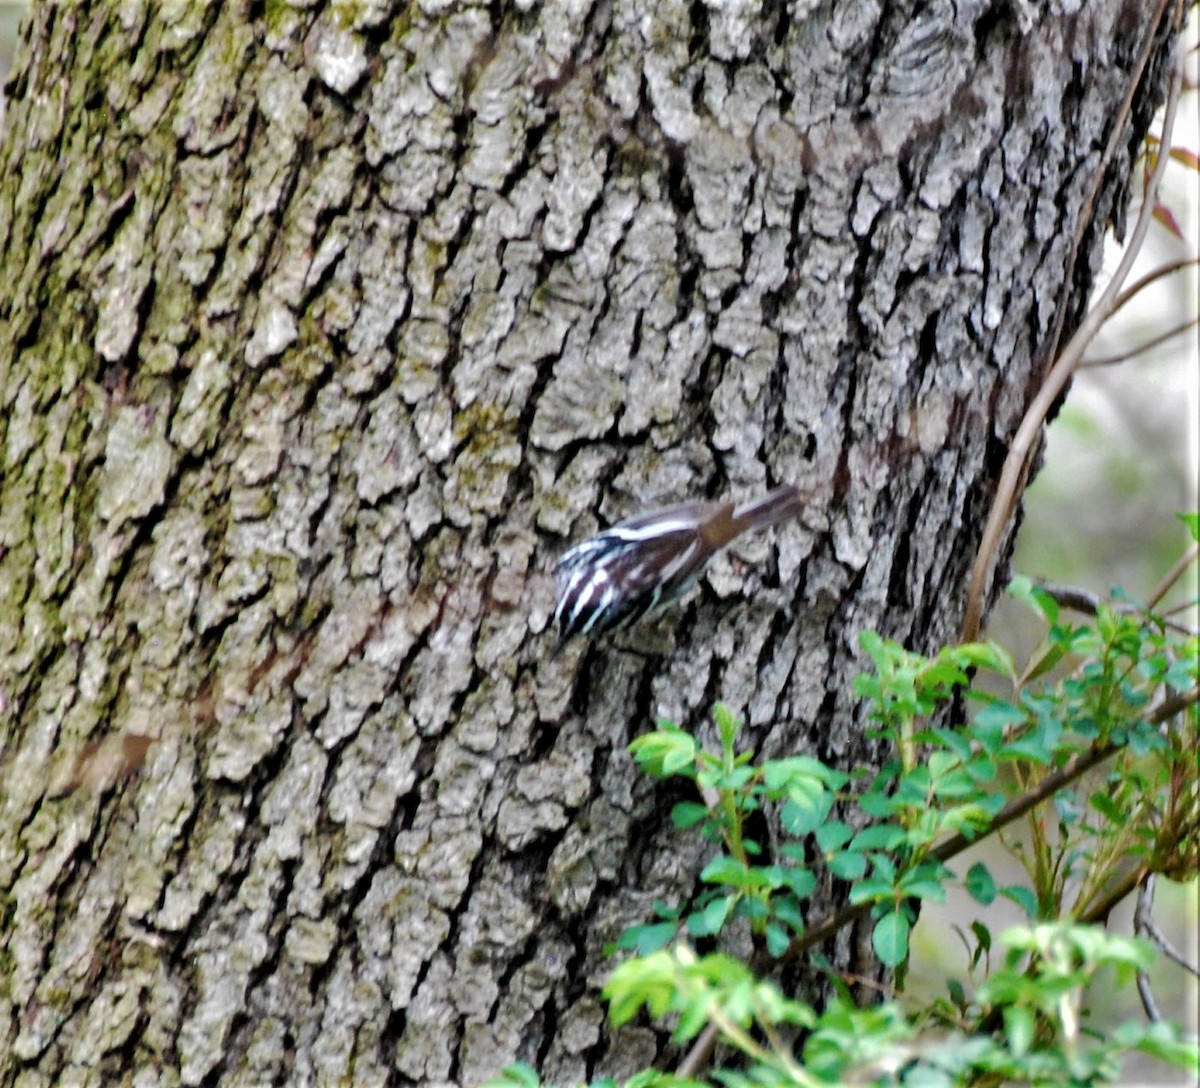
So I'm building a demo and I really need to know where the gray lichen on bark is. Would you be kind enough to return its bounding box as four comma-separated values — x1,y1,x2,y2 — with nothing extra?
0,1,1179,1085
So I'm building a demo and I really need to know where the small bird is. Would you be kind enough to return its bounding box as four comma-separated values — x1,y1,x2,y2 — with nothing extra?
554,484,802,643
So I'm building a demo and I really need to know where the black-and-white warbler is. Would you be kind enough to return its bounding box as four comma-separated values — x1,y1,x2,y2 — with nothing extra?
554,484,802,643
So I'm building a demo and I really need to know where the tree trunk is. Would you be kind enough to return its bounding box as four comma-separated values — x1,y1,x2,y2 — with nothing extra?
0,2,1180,1085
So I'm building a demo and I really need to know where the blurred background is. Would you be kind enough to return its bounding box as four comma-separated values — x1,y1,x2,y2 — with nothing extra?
2,1,1196,1080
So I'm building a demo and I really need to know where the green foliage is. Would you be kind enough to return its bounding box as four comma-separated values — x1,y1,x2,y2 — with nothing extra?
491,925,1195,1088
486,572,1198,1088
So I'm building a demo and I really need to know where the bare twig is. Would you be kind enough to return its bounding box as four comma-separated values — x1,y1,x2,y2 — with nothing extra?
1134,876,1163,1021
962,43,1187,641
1035,582,1114,615
1078,863,1150,929
1110,256,1200,315
1135,872,1200,978
1034,580,1198,636
1081,316,1199,367
1162,601,1200,619
1137,968,1163,1021
676,1023,719,1079
1147,542,1200,610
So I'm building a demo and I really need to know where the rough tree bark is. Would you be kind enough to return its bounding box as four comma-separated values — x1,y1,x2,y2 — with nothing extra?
0,2,1182,1086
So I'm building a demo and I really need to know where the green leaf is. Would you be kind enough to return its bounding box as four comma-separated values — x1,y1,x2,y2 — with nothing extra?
1003,1005,1034,1058
953,640,1018,680
972,701,1026,732
763,754,846,790
969,718,1005,756
687,895,734,937
938,801,1001,838
699,764,757,792
603,951,677,1025
1127,721,1168,756
767,766,825,804
848,877,893,904
869,852,898,883
900,874,947,902
901,1065,955,1088
1019,637,1068,685
827,850,868,880
616,921,679,956
629,725,698,778
919,658,973,696
815,821,853,852
918,726,973,760
859,779,903,817
970,920,992,968
859,629,889,670
849,824,907,851
1117,1019,1200,1071
1178,512,1200,542
734,896,769,923
772,895,807,935
1088,791,1124,825
714,703,741,755
1165,656,1198,691
893,766,932,806
998,731,1054,764
671,801,710,829
766,922,791,957
781,792,833,835
998,885,1038,918
929,767,981,800
964,754,997,782
965,862,997,905
765,764,830,822
700,856,751,888
775,866,817,899
1007,574,1059,624
872,910,910,967
481,1062,542,1088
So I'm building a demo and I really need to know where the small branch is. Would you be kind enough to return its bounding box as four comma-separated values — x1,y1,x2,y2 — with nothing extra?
758,1016,819,1088
1147,542,1200,610
1036,583,1112,614
1134,875,1162,1021
1135,872,1200,979
1034,580,1198,636
962,43,1187,641
1140,682,1199,726
1080,316,1199,367
1111,256,1200,316
676,1022,719,1079
1077,861,1148,928
1137,968,1163,1021
678,1006,823,1088
929,744,1118,864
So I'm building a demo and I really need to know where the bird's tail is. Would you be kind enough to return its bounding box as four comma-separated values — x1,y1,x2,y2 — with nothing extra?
728,484,803,536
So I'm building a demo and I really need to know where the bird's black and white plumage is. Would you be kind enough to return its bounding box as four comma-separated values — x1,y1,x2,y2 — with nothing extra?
553,484,802,643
